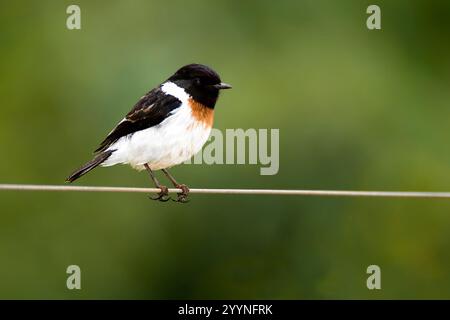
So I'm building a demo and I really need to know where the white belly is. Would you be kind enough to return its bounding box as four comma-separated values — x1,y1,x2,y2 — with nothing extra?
101,103,212,171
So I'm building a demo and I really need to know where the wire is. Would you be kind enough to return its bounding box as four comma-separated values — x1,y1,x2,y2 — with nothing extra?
1,184,450,198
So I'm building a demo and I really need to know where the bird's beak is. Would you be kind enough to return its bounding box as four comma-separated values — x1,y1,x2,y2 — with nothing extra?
213,83,232,90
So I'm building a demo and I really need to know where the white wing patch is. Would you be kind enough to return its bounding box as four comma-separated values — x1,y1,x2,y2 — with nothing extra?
161,81,190,103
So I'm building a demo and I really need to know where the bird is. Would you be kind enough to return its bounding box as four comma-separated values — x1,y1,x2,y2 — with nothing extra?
66,64,231,202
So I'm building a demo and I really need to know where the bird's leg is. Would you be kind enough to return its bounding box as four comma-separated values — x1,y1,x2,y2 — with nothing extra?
144,164,170,202
162,169,190,203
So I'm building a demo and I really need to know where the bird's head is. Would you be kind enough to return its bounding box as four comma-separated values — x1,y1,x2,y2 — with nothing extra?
167,64,231,108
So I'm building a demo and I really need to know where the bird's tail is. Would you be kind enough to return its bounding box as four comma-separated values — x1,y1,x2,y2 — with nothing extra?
66,150,114,183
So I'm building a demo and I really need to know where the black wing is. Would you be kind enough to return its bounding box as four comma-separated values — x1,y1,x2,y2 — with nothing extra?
95,86,182,153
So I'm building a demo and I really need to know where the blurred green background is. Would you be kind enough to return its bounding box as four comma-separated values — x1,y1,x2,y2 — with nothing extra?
1,0,450,299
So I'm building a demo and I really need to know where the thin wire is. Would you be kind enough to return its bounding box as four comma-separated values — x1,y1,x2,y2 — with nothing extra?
1,184,450,198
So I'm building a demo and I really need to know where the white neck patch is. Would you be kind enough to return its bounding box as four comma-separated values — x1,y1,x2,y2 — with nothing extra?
161,81,190,103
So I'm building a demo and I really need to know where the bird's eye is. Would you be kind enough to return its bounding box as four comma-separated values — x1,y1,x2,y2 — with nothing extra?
194,78,201,85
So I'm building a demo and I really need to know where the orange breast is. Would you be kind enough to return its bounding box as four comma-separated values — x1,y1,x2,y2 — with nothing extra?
188,98,214,128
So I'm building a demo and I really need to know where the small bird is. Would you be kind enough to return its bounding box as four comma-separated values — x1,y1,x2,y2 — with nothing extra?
66,64,231,202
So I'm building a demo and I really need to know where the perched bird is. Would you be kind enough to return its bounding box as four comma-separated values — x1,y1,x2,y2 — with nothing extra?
66,64,231,202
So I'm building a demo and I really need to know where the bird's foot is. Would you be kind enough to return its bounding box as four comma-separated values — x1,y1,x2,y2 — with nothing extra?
173,184,190,203
150,185,170,202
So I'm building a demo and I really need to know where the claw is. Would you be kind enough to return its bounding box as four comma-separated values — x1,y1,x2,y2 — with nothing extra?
149,186,170,202
174,194,190,203
173,184,190,203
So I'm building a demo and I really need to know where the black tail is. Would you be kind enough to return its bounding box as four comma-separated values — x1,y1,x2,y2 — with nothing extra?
66,150,114,183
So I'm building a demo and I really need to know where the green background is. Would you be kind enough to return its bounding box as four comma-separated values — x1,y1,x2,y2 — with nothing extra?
1,0,450,299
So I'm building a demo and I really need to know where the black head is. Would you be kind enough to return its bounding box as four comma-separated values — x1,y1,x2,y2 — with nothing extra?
167,64,231,108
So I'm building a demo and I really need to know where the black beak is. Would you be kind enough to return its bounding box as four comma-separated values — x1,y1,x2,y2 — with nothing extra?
212,82,232,90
